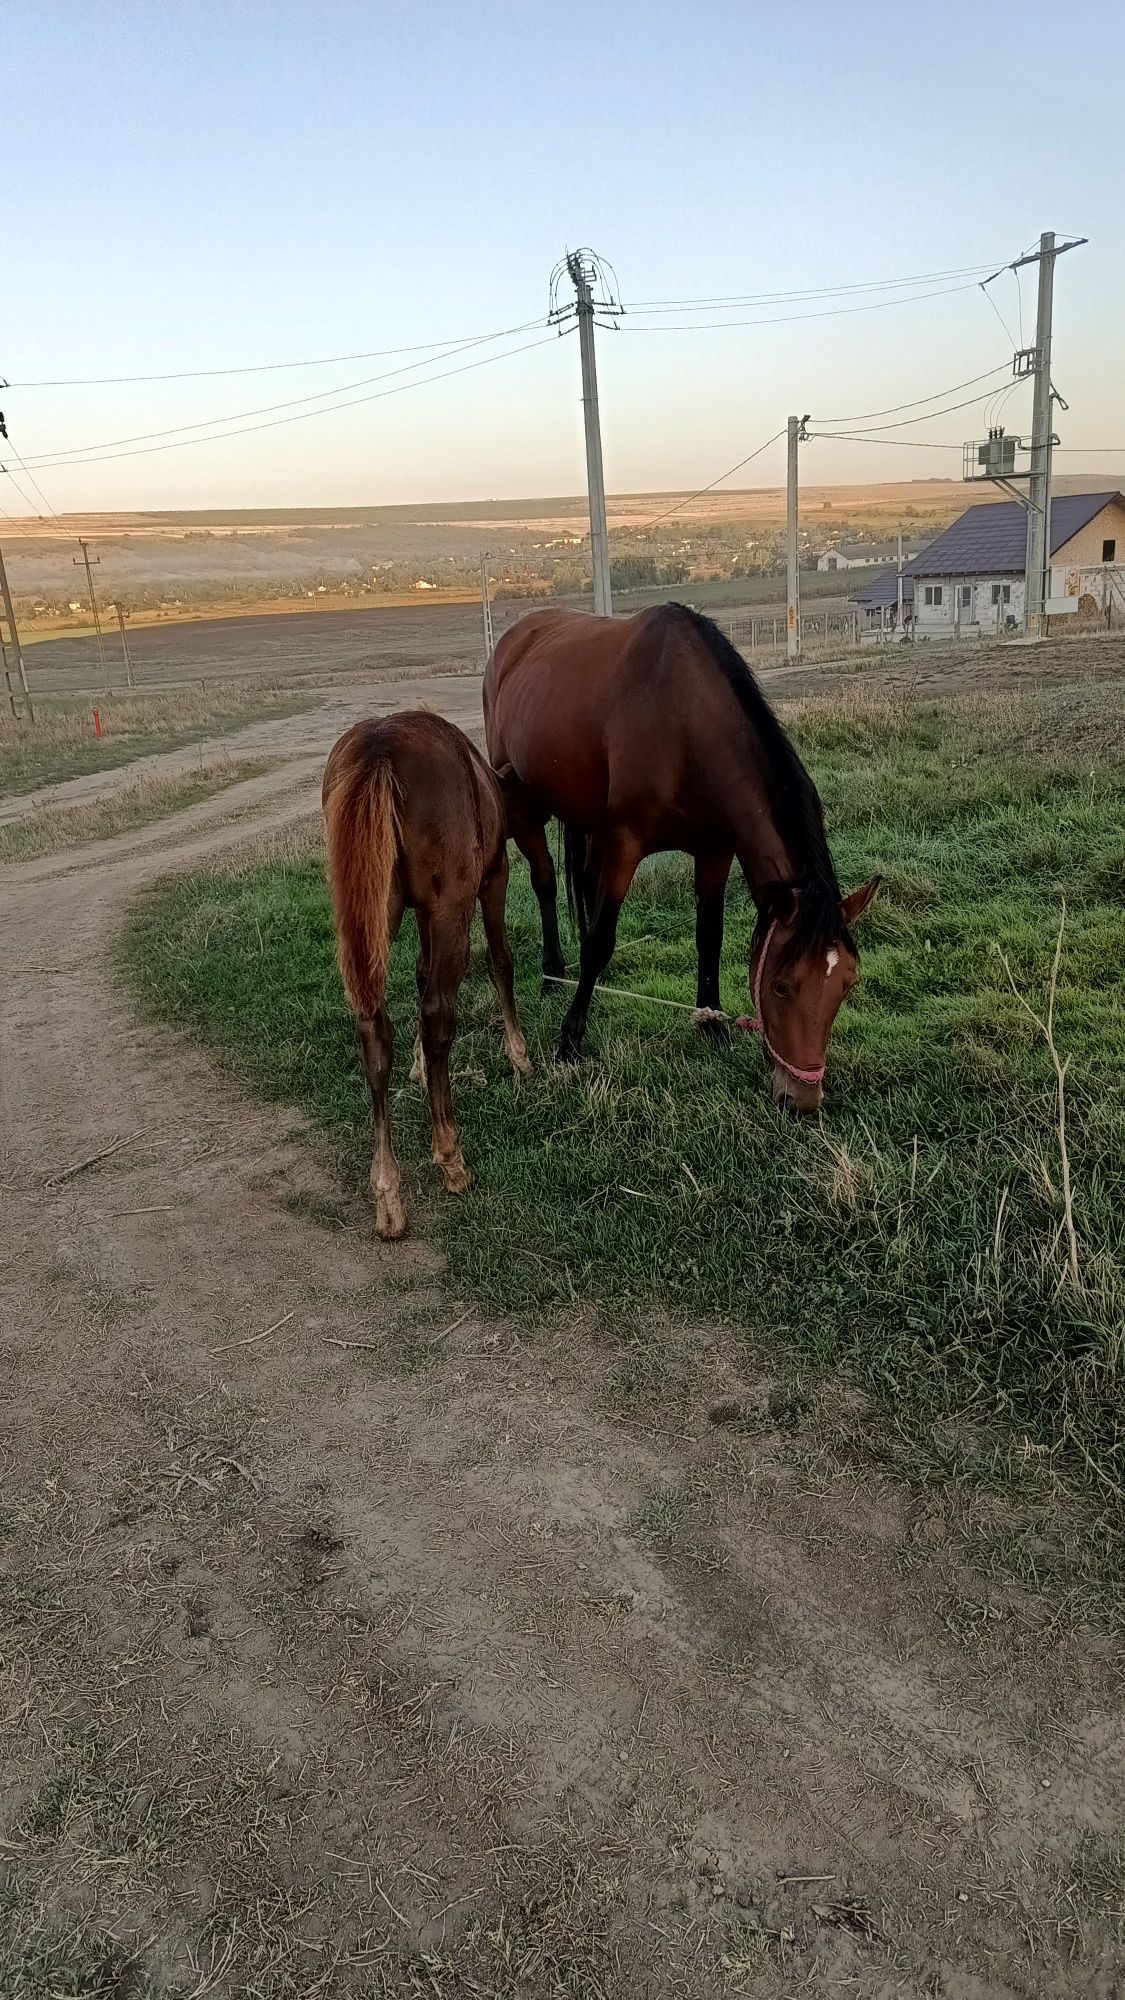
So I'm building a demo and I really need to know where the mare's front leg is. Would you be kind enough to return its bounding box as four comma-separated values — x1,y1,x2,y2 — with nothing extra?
356,1008,405,1240
694,850,733,1037
479,856,532,1077
419,907,473,1194
557,832,643,1063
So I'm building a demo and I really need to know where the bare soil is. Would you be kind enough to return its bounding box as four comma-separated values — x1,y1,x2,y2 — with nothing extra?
2,661,1124,1997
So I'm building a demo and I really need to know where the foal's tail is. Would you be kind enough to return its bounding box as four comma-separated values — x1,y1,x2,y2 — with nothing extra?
323,743,402,1017
563,823,590,941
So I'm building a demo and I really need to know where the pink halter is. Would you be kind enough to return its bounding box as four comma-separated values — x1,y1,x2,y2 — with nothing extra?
734,918,827,1088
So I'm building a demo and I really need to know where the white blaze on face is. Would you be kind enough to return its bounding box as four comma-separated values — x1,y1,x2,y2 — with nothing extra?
825,948,840,980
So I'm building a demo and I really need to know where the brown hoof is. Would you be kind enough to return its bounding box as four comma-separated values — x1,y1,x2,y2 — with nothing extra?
375,1190,407,1240
439,1159,473,1196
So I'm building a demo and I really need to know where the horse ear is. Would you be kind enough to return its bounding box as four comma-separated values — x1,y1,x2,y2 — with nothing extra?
841,876,881,925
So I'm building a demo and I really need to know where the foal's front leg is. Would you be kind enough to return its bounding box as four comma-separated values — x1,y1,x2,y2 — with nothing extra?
480,858,532,1078
419,909,473,1194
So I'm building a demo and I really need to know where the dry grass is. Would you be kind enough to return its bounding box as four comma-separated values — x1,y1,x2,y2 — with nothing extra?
0,686,310,796
0,757,274,861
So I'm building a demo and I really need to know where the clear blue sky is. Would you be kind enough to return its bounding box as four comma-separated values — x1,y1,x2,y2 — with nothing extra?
3,0,1122,511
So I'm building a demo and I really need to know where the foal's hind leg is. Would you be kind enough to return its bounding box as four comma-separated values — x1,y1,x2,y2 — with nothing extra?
356,1008,405,1240
480,855,531,1078
410,915,431,1087
419,905,473,1194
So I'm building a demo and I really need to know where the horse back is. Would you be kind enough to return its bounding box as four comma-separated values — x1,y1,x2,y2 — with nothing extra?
326,710,504,909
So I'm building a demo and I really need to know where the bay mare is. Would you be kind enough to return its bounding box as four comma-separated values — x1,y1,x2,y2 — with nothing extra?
483,603,877,1111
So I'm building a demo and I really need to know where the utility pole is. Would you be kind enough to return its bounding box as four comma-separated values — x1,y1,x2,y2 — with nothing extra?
566,250,614,619
113,602,135,687
1012,231,1085,633
0,541,34,720
786,415,809,662
896,528,904,636
480,554,494,658
75,539,107,687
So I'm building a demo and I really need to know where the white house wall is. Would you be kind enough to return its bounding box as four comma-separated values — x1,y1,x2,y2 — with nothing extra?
912,576,1026,635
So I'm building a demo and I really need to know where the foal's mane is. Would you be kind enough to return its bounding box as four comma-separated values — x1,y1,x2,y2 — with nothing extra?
667,603,853,959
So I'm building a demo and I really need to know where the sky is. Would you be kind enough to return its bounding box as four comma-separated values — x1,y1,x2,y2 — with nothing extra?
2,0,1123,514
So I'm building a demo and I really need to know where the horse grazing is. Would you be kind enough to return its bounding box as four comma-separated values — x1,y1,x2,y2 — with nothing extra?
483,603,878,1111
323,711,530,1239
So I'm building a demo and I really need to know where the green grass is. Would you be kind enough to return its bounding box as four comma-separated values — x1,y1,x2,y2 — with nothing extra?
120,680,1125,1504
0,684,310,797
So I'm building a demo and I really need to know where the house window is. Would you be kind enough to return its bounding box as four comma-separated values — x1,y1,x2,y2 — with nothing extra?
959,585,972,610
1103,538,1117,563
990,583,1012,606
924,584,943,608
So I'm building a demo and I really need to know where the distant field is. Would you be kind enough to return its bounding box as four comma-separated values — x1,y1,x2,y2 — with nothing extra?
18,577,857,699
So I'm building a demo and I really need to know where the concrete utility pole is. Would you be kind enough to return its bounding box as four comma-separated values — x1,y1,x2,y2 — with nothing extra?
480,554,494,658
1014,231,1085,632
75,539,107,686
113,602,135,688
0,541,34,720
786,415,809,662
567,251,613,619
896,528,904,635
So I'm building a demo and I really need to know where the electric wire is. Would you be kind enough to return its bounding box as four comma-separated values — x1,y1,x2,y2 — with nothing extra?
617,428,787,536
17,330,572,472
622,262,1002,310
618,278,990,335
5,316,549,388
810,364,1009,425
23,326,568,468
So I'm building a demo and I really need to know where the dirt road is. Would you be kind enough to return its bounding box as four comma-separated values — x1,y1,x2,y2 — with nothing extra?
2,686,1123,1997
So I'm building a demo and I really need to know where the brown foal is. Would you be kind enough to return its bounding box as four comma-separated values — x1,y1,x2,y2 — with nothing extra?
323,710,530,1239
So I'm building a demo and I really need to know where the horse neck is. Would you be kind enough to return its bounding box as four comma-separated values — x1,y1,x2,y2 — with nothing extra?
705,717,797,900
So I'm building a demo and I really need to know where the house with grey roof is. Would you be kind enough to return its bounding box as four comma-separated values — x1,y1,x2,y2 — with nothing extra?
902,491,1125,637
849,565,915,636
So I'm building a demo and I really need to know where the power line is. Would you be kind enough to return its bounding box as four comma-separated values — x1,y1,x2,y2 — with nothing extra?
618,428,787,535
0,497,71,557
622,262,1002,310
23,325,566,469
618,277,990,335
0,462,74,530
810,363,1009,425
812,386,1018,438
808,433,963,451
16,331,572,472
979,273,1019,347
4,315,548,388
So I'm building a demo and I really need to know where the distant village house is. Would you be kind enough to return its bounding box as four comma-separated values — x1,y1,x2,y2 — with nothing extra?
850,491,1125,638
904,491,1125,636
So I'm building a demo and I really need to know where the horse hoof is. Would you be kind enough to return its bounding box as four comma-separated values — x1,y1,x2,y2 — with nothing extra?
556,1039,582,1066
375,1192,407,1240
440,1161,473,1196
695,1012,731,1044
541,973,565,998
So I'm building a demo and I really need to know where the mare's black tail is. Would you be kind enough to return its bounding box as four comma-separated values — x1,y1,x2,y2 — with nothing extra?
562,823,590,940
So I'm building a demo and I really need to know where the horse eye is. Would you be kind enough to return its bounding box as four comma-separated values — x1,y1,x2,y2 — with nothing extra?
771,977,791,1000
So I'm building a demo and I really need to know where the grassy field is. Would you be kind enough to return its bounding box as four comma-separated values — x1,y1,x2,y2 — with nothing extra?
0,684,311,796
0,757,273,861
122,679,1125,1526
